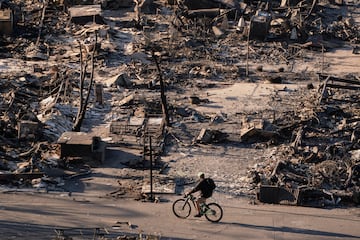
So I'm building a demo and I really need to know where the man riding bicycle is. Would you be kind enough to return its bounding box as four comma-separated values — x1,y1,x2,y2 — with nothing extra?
185,172,214,217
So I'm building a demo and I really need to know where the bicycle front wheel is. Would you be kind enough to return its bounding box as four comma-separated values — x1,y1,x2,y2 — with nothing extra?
204,203,223,222
172,199,191,219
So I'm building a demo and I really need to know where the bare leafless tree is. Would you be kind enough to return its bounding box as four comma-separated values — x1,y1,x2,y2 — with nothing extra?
72,33,97,132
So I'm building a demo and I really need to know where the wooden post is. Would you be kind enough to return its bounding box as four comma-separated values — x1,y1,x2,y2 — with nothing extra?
318,75,330,105
149,136,154,201
143,131,146,163
321,44,325,74
246,28,250,77
95,83,103,105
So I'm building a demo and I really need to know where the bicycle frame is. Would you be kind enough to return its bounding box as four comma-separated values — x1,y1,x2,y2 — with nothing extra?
185,195,210,215
184,194,198,210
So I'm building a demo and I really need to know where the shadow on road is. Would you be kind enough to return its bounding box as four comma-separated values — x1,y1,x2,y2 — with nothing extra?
223,204,360,222
217,221,360,239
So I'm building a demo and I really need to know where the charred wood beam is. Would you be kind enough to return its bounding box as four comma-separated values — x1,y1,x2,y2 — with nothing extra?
49,84,62,95
118,94,134,106
18,142,46,158
318,75,330,104
210,8,234,25
332,77,360,86
187,8,220,18
325,84,360,91
319,75,360,101
279,172,309,185
278,119,314,139
319,74,360,86
54,77,66,104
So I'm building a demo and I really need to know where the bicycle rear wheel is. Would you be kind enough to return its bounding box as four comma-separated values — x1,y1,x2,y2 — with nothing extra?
204,203,223,222
172,199,191,219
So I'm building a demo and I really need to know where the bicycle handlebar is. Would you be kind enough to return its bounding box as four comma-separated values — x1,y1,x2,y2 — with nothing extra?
184,193,196,200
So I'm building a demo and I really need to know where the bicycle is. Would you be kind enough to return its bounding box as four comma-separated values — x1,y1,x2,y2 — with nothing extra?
172,194,223,222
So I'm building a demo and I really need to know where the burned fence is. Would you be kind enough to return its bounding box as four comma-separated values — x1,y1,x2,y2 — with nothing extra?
109,115,165,154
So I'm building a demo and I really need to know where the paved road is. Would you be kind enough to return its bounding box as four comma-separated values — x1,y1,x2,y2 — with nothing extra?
0,191,359,240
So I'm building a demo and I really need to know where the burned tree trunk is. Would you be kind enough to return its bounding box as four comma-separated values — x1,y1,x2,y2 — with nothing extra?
72,42,85,132
72,34,97,132
151,50,170,127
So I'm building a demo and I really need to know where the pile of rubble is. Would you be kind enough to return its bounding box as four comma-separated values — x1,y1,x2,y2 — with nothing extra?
0,0,359,208
238,74,360,207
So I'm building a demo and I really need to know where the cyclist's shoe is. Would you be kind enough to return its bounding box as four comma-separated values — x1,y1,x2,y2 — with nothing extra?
194,213,202,217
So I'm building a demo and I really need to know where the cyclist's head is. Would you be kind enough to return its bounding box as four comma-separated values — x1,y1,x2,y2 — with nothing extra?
197,172,205,179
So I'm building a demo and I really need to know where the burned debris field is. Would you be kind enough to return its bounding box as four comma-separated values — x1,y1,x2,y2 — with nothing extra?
0,0,360,238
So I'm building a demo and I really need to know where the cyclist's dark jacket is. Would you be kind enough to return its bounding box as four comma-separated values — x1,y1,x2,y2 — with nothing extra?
190,179,212,198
